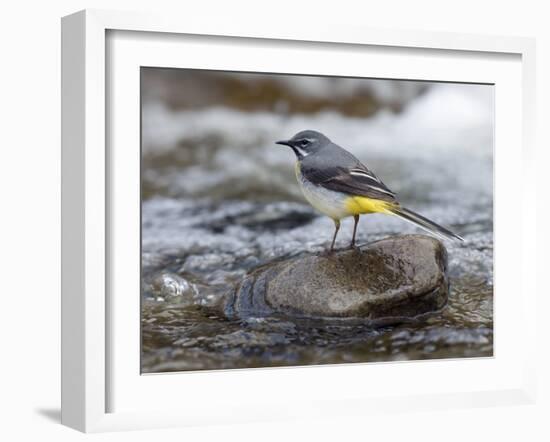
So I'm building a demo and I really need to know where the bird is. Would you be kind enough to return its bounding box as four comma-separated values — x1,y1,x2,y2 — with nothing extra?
276,130,464,251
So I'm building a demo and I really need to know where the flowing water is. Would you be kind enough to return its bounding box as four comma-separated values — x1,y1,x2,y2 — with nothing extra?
141,81,494,373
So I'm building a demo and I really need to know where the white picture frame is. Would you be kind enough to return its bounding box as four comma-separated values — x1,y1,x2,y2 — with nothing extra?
61,9,537,433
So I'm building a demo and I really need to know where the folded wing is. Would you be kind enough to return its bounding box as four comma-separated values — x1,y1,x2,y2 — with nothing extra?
302,163,397,203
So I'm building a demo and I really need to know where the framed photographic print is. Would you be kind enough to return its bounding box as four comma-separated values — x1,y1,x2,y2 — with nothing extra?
61,9,537,432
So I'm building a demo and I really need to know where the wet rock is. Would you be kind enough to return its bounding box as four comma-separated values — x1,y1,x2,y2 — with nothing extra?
150,272,198,303
225,234,449,322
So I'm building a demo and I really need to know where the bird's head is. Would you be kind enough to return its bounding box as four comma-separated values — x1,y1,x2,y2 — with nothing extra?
276,130,330,159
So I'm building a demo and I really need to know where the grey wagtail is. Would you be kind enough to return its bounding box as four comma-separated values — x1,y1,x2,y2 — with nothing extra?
276,130,464,251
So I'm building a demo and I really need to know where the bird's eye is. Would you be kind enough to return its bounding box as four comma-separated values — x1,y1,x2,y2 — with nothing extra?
300,139,310,147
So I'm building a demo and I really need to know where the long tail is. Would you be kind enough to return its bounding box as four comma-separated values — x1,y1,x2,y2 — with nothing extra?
387,206,464,242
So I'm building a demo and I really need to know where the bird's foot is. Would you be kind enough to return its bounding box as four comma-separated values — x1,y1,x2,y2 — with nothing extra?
319,248,336,257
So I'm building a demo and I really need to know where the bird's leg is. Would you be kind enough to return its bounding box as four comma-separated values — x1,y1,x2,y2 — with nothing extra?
350,215,360,248
330,219,341,252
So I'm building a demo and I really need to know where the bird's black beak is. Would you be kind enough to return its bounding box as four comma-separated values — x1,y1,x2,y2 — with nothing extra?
276,140,292,147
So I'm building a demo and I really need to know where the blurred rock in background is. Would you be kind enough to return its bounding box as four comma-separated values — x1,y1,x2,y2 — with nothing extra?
141,68,429,116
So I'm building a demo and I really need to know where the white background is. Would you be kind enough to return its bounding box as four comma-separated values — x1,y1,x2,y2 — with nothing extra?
0,1,548,441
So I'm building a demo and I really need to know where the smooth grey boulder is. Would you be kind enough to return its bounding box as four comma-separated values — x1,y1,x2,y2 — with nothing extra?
223,234,449,322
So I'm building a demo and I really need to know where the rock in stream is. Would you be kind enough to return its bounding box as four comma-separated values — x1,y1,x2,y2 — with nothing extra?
224,234,449,322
